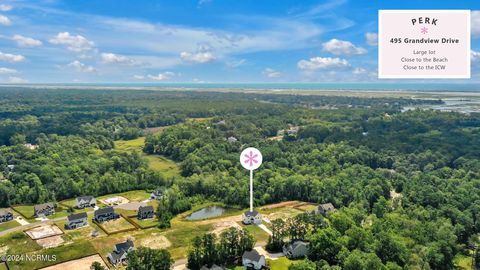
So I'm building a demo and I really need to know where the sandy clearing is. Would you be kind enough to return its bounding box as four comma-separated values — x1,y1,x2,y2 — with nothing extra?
138,233,171,249
26,225,63,240
211,220,242,235
99,196,129,206
260,201,300,210
36,235,64,248
39,254,107,270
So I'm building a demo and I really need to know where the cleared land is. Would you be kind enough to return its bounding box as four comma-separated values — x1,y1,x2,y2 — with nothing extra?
36,235,64,248
26,225,63,240
98,216,136,234
114,137,180,178
39,254,107,270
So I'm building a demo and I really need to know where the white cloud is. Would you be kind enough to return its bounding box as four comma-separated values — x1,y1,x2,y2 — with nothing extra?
0,15,11,26
225,59,246,68
135,72,176,81
100,52,138,65
0,67,17,74
68,60,96,73
180,45,216,64
297,57,350,71
352,67,367,75
322,39,367,55
263,68,282,78
7,76,27,83
0,5,12,11
50,32,95,52
472,11,480,37
365,32,378,46
0,52,25,62
146,71,175,81
12,35,42,47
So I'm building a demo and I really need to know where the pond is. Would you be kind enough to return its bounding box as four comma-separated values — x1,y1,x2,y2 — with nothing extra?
186,205,226,220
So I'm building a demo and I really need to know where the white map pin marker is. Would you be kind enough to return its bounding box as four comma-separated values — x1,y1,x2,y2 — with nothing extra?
240,147,262,212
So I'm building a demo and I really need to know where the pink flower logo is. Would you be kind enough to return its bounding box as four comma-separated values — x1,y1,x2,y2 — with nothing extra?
244,151,258,167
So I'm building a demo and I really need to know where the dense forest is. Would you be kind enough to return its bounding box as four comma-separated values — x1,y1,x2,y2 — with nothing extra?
0,87,479,269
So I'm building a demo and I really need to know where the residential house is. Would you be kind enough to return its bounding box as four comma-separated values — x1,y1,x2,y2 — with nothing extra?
242,250,265,269
65,212,88,229
94,207,119,223
75,196,96,209
107,239,134,266
317,203,336,215
34,203,55,217
138,205,154,220
283,240,309,259
150,190,163,200
6,165,14,171
242,210,262,225
0,209,13,223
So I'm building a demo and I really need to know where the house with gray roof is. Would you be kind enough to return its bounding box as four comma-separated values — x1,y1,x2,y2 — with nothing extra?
242,250,265,269
75,196,96,209
242,210,262,225
34,203,55,217
283,240,309,259
138,205,154,220
317,203,336,215
65,212,88,229
107,239,134,266
0,209,13,223
94,207,119,223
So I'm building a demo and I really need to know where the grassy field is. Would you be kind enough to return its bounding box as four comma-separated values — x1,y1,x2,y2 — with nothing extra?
130,217,158,228
268,257,294,270
0,232,42,258
241,223,270,244
0,263,7,270
11,205,34,219
99,216,136,234
7,240,97,270
114,137,180,178
0,220,20,232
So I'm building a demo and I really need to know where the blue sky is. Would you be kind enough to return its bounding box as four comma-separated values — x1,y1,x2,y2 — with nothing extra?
0,0,479,83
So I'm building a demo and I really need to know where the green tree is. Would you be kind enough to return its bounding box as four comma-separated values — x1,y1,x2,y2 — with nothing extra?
126,247,173,270
90,261,106,270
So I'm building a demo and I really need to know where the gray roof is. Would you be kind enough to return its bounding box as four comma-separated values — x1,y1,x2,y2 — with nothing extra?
34,203,54,211
115,239,134,252
291,240,308,250
138,205,154,213
319,203,336,211
109,249,127,262
243,250,262,262
76,196,94,201
244,210,259,217
67,212,87,221
95,207,114,216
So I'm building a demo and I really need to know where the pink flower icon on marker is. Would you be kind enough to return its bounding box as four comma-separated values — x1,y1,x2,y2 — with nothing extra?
244,151,259,167
421,27,428,34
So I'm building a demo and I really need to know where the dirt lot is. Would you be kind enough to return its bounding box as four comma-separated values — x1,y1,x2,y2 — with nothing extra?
26,225,63,240
36,235,64,248
211,220,242,235
115,201,146,211
260,201,300,210
39,254,107,270
137,233,171,249
99,196,129,206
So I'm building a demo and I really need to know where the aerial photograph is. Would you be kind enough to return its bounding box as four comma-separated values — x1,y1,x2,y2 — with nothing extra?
0,0,479,269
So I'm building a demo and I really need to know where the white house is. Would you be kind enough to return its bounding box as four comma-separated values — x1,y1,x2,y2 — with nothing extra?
283,240,309,259
242,250,265,269
242,210,262,225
